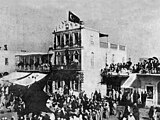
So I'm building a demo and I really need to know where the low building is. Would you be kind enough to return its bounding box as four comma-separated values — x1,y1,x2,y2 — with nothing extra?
138,74,160,107
0,50,18,76
15,52,52,73
121,73,160,107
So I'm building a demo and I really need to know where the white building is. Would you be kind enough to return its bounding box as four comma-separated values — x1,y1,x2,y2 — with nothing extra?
0,50,17,75
52,21,127,96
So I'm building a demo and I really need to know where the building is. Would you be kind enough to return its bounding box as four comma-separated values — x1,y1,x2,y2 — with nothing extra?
0,50,18,76
15,52,52,73
51,21,127,96
121,73,160,107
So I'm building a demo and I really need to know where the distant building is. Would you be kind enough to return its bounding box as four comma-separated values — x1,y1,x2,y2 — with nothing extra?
15,52,52,73
51,21,127,96
0,50,17,76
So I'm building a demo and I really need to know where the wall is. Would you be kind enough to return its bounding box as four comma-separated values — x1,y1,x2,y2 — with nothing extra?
138,75,160,107
81,28,106,97
107,44,127,64
0,50,17,73
80,27,127,97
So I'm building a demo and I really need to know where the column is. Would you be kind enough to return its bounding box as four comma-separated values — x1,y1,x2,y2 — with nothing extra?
78,80,81,92
72,32,75,45
70,81,72,90
52,81,55,93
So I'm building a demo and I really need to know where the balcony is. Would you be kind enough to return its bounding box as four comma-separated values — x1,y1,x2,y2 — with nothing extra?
52,63,81,71
16,64,50,73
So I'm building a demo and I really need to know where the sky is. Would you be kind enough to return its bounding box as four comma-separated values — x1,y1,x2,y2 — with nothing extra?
0,0,160,63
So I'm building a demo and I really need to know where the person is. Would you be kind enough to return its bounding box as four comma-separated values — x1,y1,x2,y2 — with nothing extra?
108,91,112,99
143,91,147,107
132,103,139,120
153,107,157,120
128,112,136,120
103,102,110,120
133,90,140,104
148,106,154,120
141,91,144,106
123,105,131,119
112,101,117,115
126,58,132,70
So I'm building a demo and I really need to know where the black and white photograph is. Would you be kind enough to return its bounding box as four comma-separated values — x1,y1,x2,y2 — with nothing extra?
0,0,160,119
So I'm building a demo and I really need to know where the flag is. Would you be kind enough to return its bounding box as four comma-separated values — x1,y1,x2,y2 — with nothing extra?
68,11,80,24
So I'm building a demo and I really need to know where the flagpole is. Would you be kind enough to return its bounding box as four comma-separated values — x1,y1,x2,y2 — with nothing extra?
67,10,68,22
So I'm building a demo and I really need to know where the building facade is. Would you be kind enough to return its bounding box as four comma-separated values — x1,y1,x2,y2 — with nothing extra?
0,50,18,76
51,21,127,96
137,74,160,107
15,52,52,73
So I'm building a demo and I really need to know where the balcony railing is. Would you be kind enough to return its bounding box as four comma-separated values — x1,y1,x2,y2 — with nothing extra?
16,64,50,72
52,63,81,71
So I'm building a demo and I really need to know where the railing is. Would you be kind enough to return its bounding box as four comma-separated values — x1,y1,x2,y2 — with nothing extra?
55,42,81,50
16,64,50,72
110,43,118,49
52,63,81,70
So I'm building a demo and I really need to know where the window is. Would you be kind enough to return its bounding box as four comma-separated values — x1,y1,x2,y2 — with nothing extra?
119,45,125,51
5,58,8,65
110,44,118,49
61,34,64,47
91,52,94,67
74,51,79,60
90,35,94,45
112,54,115,63
57,34,60,46
100,42,108,48
61,55,64,65
146,86,153,99
65,33,69,46
70,33,73,46
75,80,79,91
56,52,61,65
122,57,125,63
105,53,108,64
74,32,78,45
54,35,56,49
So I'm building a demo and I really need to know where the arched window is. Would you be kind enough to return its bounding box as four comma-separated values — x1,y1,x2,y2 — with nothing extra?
73,51,79,64
112,54,115,63
91,52,94,67
70,32,73,46
122,57,125,63
65,33,69,46
74,51,79,60
61,34,64,48
74,32,78,45
57,34,61,47
56,52,61,65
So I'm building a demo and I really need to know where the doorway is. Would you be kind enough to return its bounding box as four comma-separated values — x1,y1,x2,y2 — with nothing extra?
157,82,160,104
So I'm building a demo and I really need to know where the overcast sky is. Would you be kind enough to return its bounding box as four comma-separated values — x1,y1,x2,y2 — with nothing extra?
0,0,160,63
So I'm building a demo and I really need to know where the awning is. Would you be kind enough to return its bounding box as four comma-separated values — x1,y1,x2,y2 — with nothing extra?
14,73,47,86
0,72,31,85
121,74,140,88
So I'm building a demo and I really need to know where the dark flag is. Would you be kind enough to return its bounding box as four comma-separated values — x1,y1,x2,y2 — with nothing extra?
68,11,81,24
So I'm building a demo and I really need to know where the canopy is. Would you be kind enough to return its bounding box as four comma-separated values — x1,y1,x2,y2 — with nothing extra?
14,73,47,86
121,74,139,88
0,72,31,85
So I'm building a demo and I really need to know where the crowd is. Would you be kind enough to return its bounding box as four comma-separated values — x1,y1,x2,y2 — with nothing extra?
0,86,150,120
0,86,159,120
101,57,160,76
132,58,159,74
